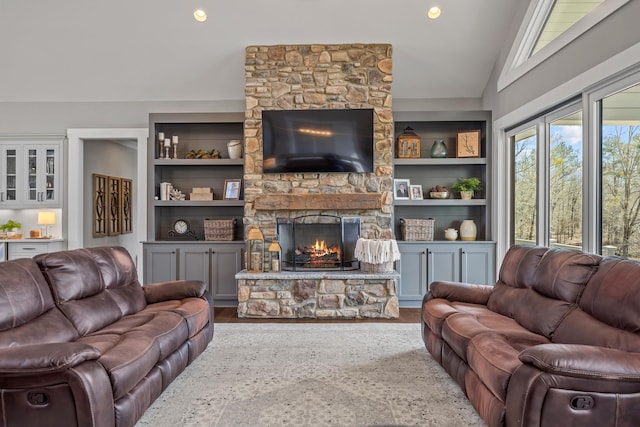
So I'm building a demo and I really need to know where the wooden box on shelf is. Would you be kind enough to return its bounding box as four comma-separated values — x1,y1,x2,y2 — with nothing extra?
190,187,213,201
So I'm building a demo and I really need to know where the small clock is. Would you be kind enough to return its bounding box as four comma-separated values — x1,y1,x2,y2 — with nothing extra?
173,219,189,235
168,219,197,240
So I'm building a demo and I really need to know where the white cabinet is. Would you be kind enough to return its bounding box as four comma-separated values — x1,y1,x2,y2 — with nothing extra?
7,240,65,260
0,141,62,207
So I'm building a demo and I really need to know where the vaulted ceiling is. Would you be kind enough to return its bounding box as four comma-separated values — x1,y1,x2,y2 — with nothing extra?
0,0,526,103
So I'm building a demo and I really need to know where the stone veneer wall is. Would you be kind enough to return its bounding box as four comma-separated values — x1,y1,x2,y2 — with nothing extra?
244,44,394,241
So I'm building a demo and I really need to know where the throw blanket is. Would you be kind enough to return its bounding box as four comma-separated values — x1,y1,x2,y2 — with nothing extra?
354,238,401,264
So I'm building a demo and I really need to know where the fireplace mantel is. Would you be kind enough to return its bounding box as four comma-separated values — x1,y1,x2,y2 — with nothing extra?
254,193,382,211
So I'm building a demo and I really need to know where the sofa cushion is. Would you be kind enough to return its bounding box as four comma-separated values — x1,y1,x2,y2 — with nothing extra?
0,258,79,346
87,310,189,360
488,247,600,338
78,331,160,400
35,247,147,336
441,308,548,362
467,333,548,403
143,298,211,338
553,257,640,351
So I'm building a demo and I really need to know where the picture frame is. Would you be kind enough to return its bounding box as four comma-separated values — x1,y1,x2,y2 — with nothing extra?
456,130,481,158
410,184,424,200
223,179,242,200
394,178,411,200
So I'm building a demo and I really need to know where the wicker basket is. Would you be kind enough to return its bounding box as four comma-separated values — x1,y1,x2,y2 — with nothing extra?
360,261,395,273
204,218,236,241
400,218,434,241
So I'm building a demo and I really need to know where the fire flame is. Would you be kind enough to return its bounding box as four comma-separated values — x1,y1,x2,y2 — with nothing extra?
309,239,340,262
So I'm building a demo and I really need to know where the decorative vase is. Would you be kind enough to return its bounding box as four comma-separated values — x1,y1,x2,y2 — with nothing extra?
444,228,458,241
459,220,477,241
430,139,447,158
460,190,473,200
227,140,243,159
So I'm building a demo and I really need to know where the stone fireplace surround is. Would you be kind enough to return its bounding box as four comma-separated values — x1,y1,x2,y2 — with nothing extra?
238,43,398,319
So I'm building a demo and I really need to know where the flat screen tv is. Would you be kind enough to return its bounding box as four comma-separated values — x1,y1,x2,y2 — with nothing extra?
262,108,374,173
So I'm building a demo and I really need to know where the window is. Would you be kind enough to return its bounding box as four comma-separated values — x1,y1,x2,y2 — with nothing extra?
498,0,629,91
508,103,583,250
512,127,537,245
533,0,605,55
600,83,640,258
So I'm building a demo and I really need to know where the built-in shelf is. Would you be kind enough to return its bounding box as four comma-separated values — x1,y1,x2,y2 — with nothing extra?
394,199,487,206
153,200,245,207
393,158,487,166
154,159,244,166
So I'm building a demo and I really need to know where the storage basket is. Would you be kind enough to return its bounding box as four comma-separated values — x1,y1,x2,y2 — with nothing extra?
400,218,434,241
204,218,236,241
360,261,395,273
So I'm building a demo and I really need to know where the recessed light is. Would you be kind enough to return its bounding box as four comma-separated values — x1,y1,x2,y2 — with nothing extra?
194,9,207,22
427,6,441,19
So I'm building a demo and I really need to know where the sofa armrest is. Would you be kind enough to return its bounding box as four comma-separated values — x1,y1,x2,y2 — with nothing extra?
0,342,101,375
144,279,207,304
427,280,494,305
520,344,640,382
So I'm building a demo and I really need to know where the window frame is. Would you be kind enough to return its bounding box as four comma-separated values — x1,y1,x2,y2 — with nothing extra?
498,0,630,92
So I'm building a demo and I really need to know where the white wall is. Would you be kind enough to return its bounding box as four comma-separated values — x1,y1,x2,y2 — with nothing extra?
83,140,138,260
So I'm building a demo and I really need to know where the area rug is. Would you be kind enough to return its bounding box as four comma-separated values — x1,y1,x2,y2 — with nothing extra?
136,323,485,427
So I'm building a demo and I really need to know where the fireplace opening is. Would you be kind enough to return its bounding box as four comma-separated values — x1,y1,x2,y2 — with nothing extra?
277,215,360,271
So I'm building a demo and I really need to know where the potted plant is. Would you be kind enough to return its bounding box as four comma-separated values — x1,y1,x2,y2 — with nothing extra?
0,219,22,237
452,177,481,200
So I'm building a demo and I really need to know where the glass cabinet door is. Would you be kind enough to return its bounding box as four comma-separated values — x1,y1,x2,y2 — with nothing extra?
24,145,60,205
1,146,20,204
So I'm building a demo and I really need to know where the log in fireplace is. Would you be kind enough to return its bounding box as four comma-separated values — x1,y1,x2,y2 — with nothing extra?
276,215,360,271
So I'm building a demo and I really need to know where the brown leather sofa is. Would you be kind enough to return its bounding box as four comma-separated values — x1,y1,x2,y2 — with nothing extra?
0,246,213,427
422,244,640,427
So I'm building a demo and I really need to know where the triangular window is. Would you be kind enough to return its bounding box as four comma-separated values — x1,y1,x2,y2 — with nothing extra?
498,0,629,91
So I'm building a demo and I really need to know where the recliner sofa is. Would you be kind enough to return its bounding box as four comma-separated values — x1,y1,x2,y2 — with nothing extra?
422,244,640,426
0,246,213,427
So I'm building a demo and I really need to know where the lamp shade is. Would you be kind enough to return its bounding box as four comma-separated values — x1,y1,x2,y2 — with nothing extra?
38,211,56,225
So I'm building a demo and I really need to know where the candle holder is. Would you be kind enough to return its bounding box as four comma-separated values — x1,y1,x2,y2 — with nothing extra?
158,132,165,159
172,135,179,159
164,138,171,159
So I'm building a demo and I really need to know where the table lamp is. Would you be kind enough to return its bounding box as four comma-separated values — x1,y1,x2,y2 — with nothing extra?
38,211,56,238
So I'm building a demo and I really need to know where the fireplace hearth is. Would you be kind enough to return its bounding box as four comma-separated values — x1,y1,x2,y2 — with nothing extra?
277,215,360,271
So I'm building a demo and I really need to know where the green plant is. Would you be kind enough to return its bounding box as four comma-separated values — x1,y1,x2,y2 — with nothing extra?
452,177,482,193
0,219,22,232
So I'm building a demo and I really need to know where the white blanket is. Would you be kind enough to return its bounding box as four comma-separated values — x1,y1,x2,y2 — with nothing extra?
354,238,401,264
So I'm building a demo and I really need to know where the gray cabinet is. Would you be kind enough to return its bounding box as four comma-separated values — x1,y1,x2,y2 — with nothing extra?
396,241,495,307
144,243,178,284
143,242,243,304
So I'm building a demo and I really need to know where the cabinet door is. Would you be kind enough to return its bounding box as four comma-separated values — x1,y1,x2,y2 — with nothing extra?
396,243,428,304
427,245,460,286
144,245,178,284
461,244,495,285
210,244,243,300
0,145,20,205
178,245,211,285
23,144,61,206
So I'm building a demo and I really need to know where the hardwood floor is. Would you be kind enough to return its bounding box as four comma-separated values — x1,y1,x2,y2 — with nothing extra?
214,306,422,323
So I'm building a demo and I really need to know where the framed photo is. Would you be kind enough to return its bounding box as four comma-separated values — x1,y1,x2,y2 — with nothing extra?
394,179,411,200
410,184,424,200
456,130,481,158
223,179,242,200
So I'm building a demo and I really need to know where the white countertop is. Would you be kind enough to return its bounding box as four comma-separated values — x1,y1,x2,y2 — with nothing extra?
0,238,65,243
